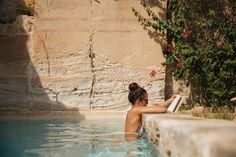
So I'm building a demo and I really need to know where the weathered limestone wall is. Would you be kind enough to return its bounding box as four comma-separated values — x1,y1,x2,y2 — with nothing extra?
0,0,166,111
143,114,236,157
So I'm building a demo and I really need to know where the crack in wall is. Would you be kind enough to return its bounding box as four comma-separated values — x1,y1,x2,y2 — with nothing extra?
41,36,51,76
44,88,59,105
37,32,51,76
89,0,96,111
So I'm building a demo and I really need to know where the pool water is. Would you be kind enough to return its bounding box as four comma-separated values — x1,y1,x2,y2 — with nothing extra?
0,116,157,157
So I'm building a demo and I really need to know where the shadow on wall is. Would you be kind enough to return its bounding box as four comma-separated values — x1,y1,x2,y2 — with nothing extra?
0,0,76,111
138,0,166,47
136,0,173,99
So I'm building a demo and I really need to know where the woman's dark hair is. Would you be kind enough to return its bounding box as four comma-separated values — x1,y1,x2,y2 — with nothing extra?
128,82,147,105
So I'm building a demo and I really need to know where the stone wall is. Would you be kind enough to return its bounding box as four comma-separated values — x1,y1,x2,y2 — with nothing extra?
0,0,167,111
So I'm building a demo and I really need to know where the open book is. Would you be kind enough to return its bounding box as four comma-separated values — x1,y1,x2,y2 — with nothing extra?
167,95,182,113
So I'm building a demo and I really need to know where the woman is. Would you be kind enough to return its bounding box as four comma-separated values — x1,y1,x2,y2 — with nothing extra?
125,82,176,141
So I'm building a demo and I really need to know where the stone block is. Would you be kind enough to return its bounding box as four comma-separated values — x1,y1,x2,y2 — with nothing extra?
143,114,236,157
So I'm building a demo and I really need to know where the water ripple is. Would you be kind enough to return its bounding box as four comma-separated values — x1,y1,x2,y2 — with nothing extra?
0,117,157,157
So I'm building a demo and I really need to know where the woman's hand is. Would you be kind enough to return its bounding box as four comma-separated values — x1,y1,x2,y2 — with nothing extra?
158,95,177,108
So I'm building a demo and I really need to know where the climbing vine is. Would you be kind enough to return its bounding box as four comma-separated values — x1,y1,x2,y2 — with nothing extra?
17,0,36,16
133,0,236,108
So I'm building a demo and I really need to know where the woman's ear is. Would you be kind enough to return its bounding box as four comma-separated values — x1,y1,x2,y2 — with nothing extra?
134,99,140,105
137,98,144,105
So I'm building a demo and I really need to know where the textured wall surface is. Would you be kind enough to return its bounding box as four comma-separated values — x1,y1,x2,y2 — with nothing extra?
143,114,236,157
0,0,166,111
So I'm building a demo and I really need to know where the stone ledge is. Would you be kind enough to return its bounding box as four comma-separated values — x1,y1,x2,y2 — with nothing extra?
0,110,126,116
143,114,236,157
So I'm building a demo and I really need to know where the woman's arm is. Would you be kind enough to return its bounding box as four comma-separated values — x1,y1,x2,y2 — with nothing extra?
151,95,176,107
135,106,167,114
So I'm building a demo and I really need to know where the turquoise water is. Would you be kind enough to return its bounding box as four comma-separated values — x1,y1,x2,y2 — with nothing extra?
0,116,157,157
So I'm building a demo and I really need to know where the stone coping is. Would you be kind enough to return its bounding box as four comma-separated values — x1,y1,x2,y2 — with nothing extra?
142,113,236,157
0,110,126,118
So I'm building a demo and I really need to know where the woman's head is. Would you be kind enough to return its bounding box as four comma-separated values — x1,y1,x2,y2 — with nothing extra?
128,82,148,106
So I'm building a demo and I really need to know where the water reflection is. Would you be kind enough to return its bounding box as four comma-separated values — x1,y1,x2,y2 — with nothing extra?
0,117,157,157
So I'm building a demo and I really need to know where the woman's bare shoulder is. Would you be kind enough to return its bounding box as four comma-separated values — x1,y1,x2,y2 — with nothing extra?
128,107,142,115
130,106,147,114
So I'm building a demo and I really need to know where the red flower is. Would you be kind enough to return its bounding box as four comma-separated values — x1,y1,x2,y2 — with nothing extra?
182,29,192,39
167,45,175,53
149,70,157,77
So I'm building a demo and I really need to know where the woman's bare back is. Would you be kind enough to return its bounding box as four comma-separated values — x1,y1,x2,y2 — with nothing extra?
125,108,142,133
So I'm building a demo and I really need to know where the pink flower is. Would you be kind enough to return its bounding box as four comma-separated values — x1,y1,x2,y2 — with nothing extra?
166,45,175,53
230,97,236,103
149,70,157,77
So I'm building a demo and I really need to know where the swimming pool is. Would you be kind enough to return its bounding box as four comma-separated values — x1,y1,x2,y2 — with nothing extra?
0,115,158,157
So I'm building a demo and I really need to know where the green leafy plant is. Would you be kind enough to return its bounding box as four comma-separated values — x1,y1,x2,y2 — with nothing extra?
17,0,35,16
133,0,236,109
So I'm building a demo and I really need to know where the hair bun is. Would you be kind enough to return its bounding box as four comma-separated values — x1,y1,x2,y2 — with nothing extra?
129,82,139,91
